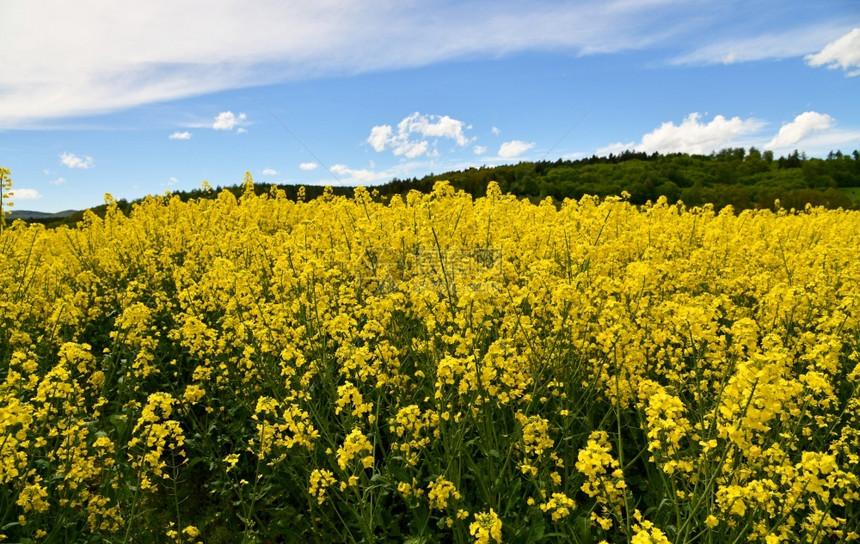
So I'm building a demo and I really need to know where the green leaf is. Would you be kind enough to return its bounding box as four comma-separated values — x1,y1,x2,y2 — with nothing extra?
532,517,546,540
109,414,128,437
575,516,593,544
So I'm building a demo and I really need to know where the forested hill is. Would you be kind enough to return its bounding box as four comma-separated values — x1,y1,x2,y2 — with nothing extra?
27,148,860,227
378,148,860,210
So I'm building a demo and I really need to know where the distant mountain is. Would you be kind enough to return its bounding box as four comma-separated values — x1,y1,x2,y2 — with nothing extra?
9,209,79,220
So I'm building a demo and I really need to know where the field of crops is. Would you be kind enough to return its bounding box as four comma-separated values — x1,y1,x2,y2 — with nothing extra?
1,180,859,543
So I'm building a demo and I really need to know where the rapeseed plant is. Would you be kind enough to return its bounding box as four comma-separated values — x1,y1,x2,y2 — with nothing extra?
0,181,858,541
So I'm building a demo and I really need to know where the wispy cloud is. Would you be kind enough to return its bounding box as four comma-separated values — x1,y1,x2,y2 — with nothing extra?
60,152,94,169
9,188,42,200
669,22,853,66
805,27,860,76
473,145,488,155
299,162,318,171
6,0,846,128
169,131,192,140
262,168,278,175
313,160,442,186
50,177,67,186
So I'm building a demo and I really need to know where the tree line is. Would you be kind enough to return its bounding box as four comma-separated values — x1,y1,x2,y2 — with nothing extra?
17,148,860,227
380,148,860,210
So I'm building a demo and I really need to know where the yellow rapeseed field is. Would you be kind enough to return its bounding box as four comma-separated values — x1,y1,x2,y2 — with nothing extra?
1,179,858,543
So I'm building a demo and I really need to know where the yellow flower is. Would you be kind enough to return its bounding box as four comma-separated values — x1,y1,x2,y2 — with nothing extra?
540,492,576,521
224,453,240,472
470,509,502,544
427,475,461,510
336,428,373,471
308,469,336,505
16,481,49,513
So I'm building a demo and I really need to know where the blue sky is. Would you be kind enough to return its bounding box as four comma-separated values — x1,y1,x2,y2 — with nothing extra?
1,0,859,212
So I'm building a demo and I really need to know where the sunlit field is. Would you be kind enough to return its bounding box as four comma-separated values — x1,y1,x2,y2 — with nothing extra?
1,180,859,543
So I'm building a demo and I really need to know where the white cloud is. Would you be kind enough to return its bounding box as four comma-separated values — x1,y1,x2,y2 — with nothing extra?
299,162,318,171
5,0,758,128
766,111,834,149
400,113,469,146
9,188,42,200
498,140,535,158
595,111,860,157
595,141,637,156
775,129,860,156
670,22,855,66
368,112,471,159
213,111,247,131
236,127,247,134
368,125,393,152
805,28,860,76
262,168,278,175
169,131,192,140
0,2,854,130
491,126,501,136
599,113,765,155
474,145,487,155
393,140,430,159
50,177,67,186
166,176,179,186
640,113,764,153
60,152,94,169
330,164,382,184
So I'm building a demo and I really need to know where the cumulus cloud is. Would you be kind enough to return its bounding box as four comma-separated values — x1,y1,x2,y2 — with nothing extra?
169,131,192,140
640,113,764,153
498,140,535,158
474,145,487,155
367,112,471,158
805,28,860,76
491,126,501,136
262,168,278,175
9,188,42,200
766,111,835,149
299,162,318,171
213,111,247,131
598,113,764,155
368,126,393,152
60,152,94,169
